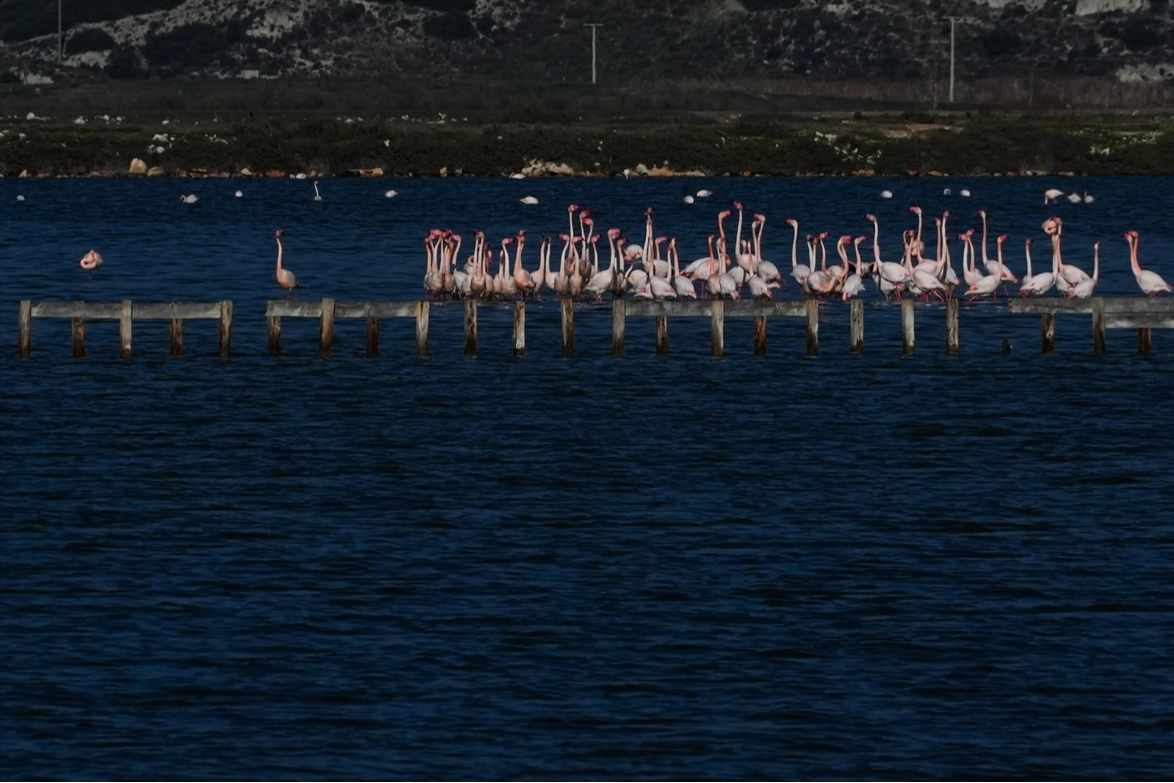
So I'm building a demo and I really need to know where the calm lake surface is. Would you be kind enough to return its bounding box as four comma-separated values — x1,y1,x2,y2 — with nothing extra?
2,176,1173,779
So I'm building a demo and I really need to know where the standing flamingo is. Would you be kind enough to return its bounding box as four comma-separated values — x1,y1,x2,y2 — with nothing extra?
1126,231,1173,297
313,180,322,201
274,230,300,298
1069,242,1100,299
1018,238,1055,296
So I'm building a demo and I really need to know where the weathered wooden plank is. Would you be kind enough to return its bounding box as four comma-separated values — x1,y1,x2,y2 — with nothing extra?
850,297,864,353
656,315,669,355
1041,313,1055,354
366,315,380,357
622,299,806,318
218,300,232,359
1104,315,1174,330
267,300,322,318
946,297,959,354
753,315,766,355
319,297,335,358
726,300,807,318
560,298,573,355
132,302,222,320
513,301,525,357
1008,298,1174,315
72,317,86,358
625,299,711,318
31,301,123,319
1092,297,1106,355
335,301,420,319
463,300,477,357
119,299,132,358
170,317,182,357
267,316,282,355
710,299,724,357
612,299,626,357
805,298,819,356
415,301,429,358
18,300,31,359
901,299,915,355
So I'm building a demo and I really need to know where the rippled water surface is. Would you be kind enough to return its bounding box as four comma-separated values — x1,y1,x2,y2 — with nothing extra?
2,176,1173,779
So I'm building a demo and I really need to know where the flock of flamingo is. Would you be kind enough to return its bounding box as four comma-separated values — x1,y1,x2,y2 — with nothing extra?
388,203,1171,305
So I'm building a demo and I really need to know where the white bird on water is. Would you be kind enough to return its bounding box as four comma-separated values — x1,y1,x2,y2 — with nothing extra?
234,190,243,198
520,196,538,205
684,195,695,204
880,190,893,199
1043,188,1065,203
510,173,526,180
15,195,24,201
960,189,971,197
384,189,398,198
179,194,198,204
943,188,952,195
1083,192,1095,203
1066,192,1082,204
696,189,713,198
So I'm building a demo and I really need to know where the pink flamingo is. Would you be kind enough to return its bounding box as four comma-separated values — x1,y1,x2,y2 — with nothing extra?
274,230,300,298
1126,231,1172,297
79,249,102,273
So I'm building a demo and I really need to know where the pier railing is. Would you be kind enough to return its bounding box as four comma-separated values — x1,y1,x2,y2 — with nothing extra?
16,297,1173,358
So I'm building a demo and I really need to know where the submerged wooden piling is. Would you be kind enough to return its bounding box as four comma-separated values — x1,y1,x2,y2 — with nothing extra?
656,315,669,355
415,301,429,358
710,299,724,357
1139,328,1151,354
513,301,526,357
849,298,863,353
805,299,819,356
560,298,573,355
267,316,282,355
169,317,182,356
73,317,86,357
119,299,132,358
1092,297,1106,355
18,300,31,359
612,299,625,357
753,315,767,355
318,297,335,358
901,299,915,355
1041,313,1055,354
366,315,380,357
463,300,477,356
218,300,232,359
946,297,959,354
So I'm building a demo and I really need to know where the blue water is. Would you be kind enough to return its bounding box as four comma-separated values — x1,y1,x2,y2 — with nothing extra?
2,176,1173,779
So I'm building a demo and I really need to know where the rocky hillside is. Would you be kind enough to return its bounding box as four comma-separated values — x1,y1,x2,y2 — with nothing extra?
3,0,1172,88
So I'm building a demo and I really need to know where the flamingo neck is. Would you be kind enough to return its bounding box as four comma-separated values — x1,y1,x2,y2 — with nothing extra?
871,221,881,264
276,237,283,271
790,224,799,269
980,214,991,264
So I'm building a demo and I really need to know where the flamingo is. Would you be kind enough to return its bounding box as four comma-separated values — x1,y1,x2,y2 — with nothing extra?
1054,227,1090,290
1069,242,1100,299
1043,188,1064,204
179,194,198,203
274,230,300,298
684,195,695,204
520,196,538,205
1083,192,1095,204
669,239,697,299
880,190,893,199
1066,192,1082,204
960,189,971,198
963,232,1002,301
696,189,713,198
751,215,782,286
512,230,536,298
841,238,866,300
313,180,322,201
1018,238,1055,297
79,249,102,273
385,190,398,198
786,218,810,287
234,190,243,198
1126,231,1173,297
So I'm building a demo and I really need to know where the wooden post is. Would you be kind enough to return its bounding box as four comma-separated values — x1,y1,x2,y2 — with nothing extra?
711,299,725,357
463,299,477,357
656,315,668,355
805,298,818,356
513,301,526,357
560,298,574,355
169,317,182,357
267,316,282,355
319,297,335,358
753,315,767,355
18,300,31,359
366,315,380,357
946,297,959,354
611,298,625,357
1091,297,1105,355
849,298,864,353
415,301,429,358
72,317,86,358
1041,313,1054,354
218,300,232,359
1138,328,1151,354
119,299,132,358
901,299,915,355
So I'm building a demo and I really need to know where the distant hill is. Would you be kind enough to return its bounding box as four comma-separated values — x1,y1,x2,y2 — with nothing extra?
3,0,1171,89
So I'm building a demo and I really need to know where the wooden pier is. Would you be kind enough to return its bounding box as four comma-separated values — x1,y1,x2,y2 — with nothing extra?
17,297,1172,359
18,299,232,359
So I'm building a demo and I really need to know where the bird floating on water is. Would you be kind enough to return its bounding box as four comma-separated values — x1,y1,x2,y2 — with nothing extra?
943,188,952,195
1043,188,1065,204
960,189,971,197
179,194,198,203
1066,192,1082,204
880,190,893,199
510,173,526,180
384,190,398,198
80,249,102,272
684,195,695,204
15,195,24,201
1083,192,1094,203
234,190,243,198
696,189,713,198
520,196,538,205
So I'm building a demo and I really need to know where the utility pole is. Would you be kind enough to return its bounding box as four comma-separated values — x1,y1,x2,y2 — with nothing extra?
58,0,63,64
583,23,604,84
945,16,964,103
